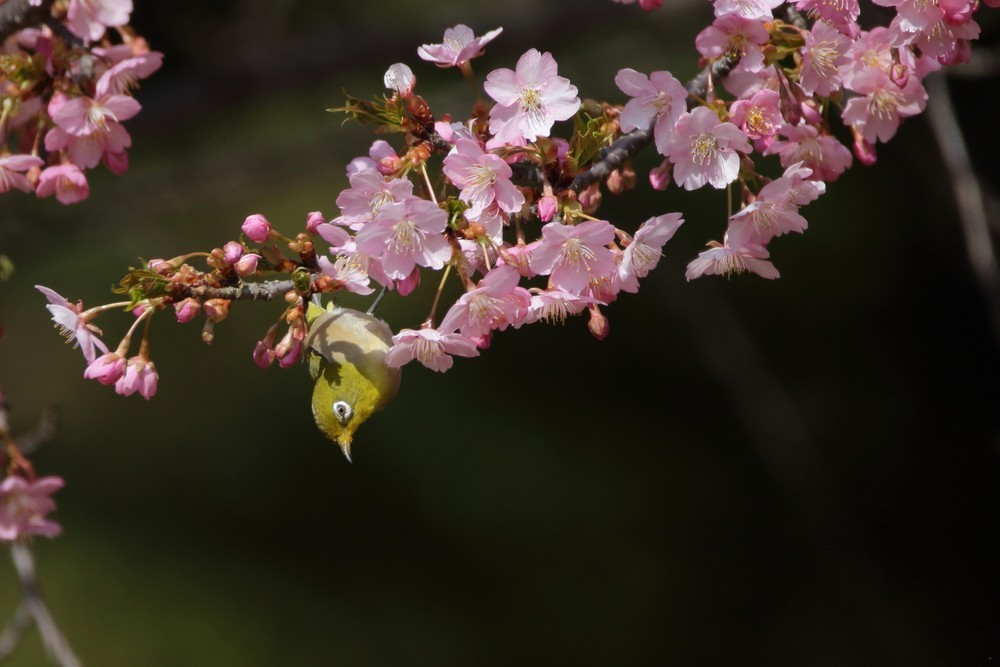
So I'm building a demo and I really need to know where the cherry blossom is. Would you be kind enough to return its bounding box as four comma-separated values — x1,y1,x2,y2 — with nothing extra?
355,199,451,280
765,124,853,182
385,328,480,372
484,49,581,143
439,266,531,338
35,165,90,204
0,155,43,194
615,213,685,293
530,219,617,294
685,239,780,280
841,69,927,144
615,68,689,155
0,476,64,542
115,356,159,399
417,24,503,68
36,285,108,363
442,139,525,219
665,107,751,190
67,0,133,41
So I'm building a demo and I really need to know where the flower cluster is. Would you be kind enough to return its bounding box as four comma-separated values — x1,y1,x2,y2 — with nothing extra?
0,0,161,204
36,1,994,387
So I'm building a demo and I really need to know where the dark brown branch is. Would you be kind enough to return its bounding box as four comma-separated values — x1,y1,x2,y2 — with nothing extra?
180,279,297,302
0,0,55,44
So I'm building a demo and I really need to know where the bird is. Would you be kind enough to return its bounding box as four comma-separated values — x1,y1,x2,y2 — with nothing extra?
304,301,401,461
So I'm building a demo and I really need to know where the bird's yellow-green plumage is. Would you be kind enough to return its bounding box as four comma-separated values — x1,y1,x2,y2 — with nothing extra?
304,303,401,461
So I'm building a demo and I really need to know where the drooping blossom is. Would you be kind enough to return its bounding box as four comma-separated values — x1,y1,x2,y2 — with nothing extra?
417,24,503,67
317,254,375,295
520,288,598,325
442,139,525,219
114,356,158,399
615,213,685,293
83,351,127,385
530,219,617,294
94,50,163,96
36,285,108,363
685,238,780,280
841,69,927,144
439,265,531,338
66,0,133,41
484,49,580,143
355,199,451,280
665,107,751,190
385,328,480,372
765,124,853,182
35,164,90,204
614,68,689,155
0,154,43,194
695,14,771,73
0,476,64,541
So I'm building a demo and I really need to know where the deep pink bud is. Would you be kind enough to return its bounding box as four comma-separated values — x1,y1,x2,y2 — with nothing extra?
889,63,909,89
538,195,558,222
83,352,127,385
253,339,276,368
649,159,671,191
242,214,272,244
396,267,421,297
115,357,158,400
799,101,823,125
275,331,302,368
103,151,128,175
306,211,325,234
578,183,602,214
852,133,877,166
222,241,243,264
174,298,201,323
235,253,261,277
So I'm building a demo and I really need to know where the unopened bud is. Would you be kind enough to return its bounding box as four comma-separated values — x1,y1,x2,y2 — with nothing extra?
242,214,272,244
852,132,877,166
174,298,201,323
587,306,609,341
203,298,230,323
253,339,275,368
649,159,672,191
606,169,624,196
889,62,909,89
579,183,602,214
222,241,244,265
235,253,261,277
538,194,558,222
305,211,325,234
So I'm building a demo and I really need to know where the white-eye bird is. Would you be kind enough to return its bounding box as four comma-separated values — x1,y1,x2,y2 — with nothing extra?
304,302,401,461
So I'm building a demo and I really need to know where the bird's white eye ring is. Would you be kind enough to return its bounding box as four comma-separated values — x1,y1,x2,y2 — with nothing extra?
332,400,353,426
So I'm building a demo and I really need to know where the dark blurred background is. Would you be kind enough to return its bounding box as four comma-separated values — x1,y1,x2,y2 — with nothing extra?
2,1,999,664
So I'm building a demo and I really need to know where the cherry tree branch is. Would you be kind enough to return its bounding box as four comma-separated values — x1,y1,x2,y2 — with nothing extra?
4,544,81,667
174,278,297,302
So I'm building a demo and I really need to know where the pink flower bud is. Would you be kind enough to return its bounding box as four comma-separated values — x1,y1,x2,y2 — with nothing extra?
174,298,201,323
203,298,230,323
606,169,624,195
275,331,302,368
253,339,275,368
538,195,558,222
852,134,877,166
306,211,325,234
222,241,244,264
115,357,158,400
799,101,823,125
83,352,126,385
235,253,261,277
384,63,416,97
148,258,172,274
587,306,609,341
396,266,421,297
370,140,401,175
242,214,272,244
579,183,602,214
131,304,147,318
103,151,129,175
889,63,909,89
649,159,672,191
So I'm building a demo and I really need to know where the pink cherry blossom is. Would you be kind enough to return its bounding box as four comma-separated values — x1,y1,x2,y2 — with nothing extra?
355,199,451,280
317,255,375,295
384,63,415,97
83,351,127,385
615,213,685,293
336,169,414,230
114,356,158,399
794,0,861,31
695,15,771,73
95,51,163,96
665,107,751,190
530,219,617,295
417,24,503,67
0,475,64,541
439,265,531,338
35,164,90,204
442,139,525,218
728,89,782,147
799,21,851,97
0,154,43,194
614,68,688,155
712,0,784,20
385,328,480,372
765,124,853,182
36,285,108,363
520,288,598,326
841,69,927,144
685,239,780,281
842,28,894,88
67,0,132,41
484,49,580,143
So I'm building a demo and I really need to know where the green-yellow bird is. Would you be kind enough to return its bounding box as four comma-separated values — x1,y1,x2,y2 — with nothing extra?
304,302,401,461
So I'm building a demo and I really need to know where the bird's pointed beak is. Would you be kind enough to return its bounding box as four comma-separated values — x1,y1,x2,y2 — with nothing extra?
337,433,353,463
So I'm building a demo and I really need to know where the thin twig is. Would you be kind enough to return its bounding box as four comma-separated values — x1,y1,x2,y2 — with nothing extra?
14,404,59,457
9,544,82,667
925,72,1000,345
0,600,32,660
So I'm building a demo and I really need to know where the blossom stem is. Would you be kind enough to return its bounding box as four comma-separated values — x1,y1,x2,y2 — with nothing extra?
420,163,438,205
426,263,453,327
459,62,484,105
6,544,81,667
81,301,134,320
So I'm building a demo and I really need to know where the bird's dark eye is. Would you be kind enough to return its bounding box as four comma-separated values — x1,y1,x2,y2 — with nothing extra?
332,400,353,426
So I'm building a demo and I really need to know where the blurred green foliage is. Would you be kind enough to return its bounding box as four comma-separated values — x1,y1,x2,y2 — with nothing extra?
1,1,998,665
